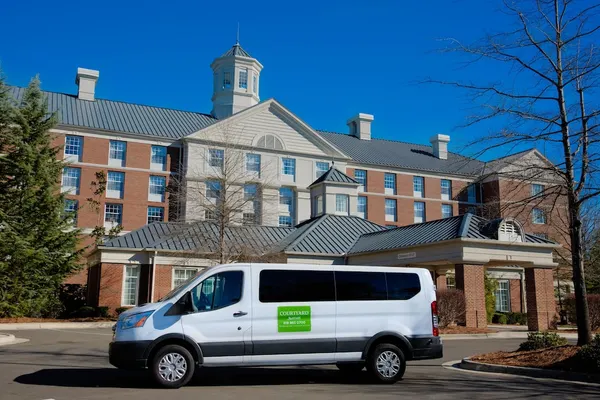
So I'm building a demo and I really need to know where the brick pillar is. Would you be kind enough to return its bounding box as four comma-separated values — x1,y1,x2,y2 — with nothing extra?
98,263,124,313
525,268,557,331
509,279,522,313
455,264,487,328
153,265,174,301
436,273,447,291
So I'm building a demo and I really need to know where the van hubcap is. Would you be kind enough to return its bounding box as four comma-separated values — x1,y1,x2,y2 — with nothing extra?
158,353,187,382
376,351,400,378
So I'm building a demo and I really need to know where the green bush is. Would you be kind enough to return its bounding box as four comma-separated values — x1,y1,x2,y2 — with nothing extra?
71,306,96,318
115,307,131,316
576,334,600,373
498,314,508,324
518,331,568,351
506,312,528,325
96,306,109,318
484,275,498,323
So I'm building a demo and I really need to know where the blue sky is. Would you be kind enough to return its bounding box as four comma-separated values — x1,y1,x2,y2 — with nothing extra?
0,0,559,161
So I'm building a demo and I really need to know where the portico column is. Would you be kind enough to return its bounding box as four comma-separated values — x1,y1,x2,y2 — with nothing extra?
435,272,447,291
525,268,557,331
455,264,487,328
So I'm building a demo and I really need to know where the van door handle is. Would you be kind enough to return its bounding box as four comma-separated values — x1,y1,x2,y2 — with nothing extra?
233,311,248,317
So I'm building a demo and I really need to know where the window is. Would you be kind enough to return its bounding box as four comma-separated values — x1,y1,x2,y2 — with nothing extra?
246,154,261,174
467,184,477,203
446,275,456,289
532,184,544,197
278,216,293,227
205,210,216,221
173,268,200,289
209,149,224,169
151,146,167,171
239,69,248,89
61,167,81,194
357,196,367,217
414,201,425,223
104,203,123,228
384,173,396,195
335,194,349,215
244,183,258,201
441,179,452,201
315,195,324,215
107,171,125,199
385,199,397,222
336,271,387,301
259,270,335,303
533,208,546,224
64,135,82,161
109,140,126,167
122,266,140,306
253,72,258,93
243,213,256,225
316,161,330,178
223,71,232,89
282,158,296,178
206,180,222,200
355,170,367,191
279,187,294,211
149,176,166,202
189,271,243,312
495,280,510,312
64,199,78,226
442,204,453,219
147,206,164,223
386,272,421,300
256,135,284,150
413,176,424,198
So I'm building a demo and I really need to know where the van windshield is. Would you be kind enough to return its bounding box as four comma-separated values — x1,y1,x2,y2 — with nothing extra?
159,271,203,302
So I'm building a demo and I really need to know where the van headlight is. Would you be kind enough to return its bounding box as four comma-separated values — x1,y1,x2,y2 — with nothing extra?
120,311,154,330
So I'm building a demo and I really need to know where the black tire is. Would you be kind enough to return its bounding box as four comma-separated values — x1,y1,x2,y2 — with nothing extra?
150,344,195,389
336,362,365,374
367,343,406,384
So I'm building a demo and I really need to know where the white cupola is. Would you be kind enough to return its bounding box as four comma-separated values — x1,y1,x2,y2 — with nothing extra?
210,41,263,119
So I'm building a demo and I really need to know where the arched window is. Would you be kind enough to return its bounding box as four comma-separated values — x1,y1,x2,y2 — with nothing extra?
498,220,523,242
256,135,284,150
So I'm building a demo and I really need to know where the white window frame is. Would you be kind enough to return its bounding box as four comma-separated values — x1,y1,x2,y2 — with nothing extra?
61,167,81,194
209,149,225,169
532,183,544,197
148,176,166,202
172,267,201,289
150,145,167,172
104,203,123,229
441,179,452,201
335,194,349,215
106,171,125,199
108,140,127,167
147,206,164,224
495,280,511,313
413,176,424,198
281,158,296,182
355,170,367,192
467,184,477,203
384,173,396,195
533,208,547,224
239,68,248,89
223,71,232,89
316,161,330,179
279,187,294,215
441,204,453,219
414,201,425,223
64,199,78,226
243,212,256,226
385,199,397,222
278,216,293,227
315,195,324,215
357,196,367,219
246,153,261,176
122,265,140,307
244,183,258,201
206,180,222,202
64,135,83,162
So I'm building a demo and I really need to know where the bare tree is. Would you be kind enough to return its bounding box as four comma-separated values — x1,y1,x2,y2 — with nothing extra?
427,0,600,344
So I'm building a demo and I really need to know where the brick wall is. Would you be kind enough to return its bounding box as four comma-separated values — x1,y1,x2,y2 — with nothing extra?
436,273,447,291
509,279,522,313
455,264,487,328
98,263,125,312
153,265,174,301
525,268,557,330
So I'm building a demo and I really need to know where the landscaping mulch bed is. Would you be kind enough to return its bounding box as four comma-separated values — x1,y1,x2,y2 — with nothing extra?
471,345,580,370
0,317,115,323
440,326,497,334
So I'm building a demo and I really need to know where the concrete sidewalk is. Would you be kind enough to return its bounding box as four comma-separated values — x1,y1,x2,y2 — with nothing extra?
0,321,115,331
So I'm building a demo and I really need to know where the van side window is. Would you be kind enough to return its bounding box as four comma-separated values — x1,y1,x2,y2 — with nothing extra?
335,271,387,301
259,270,335,303
190,271,243,312
386,272,421,300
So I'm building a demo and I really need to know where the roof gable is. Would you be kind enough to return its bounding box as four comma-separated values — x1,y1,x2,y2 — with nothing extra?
308,166,358,188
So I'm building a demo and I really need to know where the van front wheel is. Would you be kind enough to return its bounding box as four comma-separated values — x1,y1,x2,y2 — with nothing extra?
367,344,406,384
151,344,195,389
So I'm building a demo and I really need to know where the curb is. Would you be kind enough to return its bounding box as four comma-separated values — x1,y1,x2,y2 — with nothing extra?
441,332,578,340
459,357,600,384
0,321,115,331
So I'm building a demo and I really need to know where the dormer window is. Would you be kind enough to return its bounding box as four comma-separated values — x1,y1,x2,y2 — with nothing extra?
498,220,523,242
239,69,248,89
223,71,232,89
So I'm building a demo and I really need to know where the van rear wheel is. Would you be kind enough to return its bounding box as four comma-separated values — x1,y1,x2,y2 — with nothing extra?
336,362,365,374
151,344,195,389
367,343,406,384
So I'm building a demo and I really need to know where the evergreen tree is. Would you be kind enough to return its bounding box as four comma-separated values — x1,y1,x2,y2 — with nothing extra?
0,73,81,317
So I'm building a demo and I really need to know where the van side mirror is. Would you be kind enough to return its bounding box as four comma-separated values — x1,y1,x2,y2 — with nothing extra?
165,291,193,316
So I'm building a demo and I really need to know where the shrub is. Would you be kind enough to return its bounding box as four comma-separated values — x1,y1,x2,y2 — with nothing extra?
577,334,600,373
498,314,508,324
436,289,466,328
115,307,131,316
506,312,528,325
58,284,87,318
71,306,96,318
484,275,498,323
564,294,600,330
96,306,109,318
518,331,568,351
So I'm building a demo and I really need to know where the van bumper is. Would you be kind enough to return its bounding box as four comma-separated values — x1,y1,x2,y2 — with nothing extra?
409,336,443,360
109,340,151,369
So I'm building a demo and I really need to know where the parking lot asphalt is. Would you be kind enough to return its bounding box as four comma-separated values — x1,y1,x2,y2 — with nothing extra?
0,328,597,400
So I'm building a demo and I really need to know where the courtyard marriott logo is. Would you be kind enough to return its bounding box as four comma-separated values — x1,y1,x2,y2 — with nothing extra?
277,306,311,332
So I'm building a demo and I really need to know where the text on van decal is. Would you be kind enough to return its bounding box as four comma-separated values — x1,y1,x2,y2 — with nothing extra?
278,306,311,332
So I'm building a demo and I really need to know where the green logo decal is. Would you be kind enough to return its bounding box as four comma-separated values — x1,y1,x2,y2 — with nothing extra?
277,306,311,332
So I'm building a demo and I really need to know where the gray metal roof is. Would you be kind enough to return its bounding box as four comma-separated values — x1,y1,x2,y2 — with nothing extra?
221,43,252,58
8,86,218,139
308,166,359,187
319,131,485,176
102,222,183,248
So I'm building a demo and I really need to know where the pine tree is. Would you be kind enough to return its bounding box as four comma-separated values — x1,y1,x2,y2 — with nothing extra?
0,73,81,317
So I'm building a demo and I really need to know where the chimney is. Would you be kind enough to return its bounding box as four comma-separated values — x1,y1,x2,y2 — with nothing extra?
430,134,450,159
75,68,100,101
347,113,374,141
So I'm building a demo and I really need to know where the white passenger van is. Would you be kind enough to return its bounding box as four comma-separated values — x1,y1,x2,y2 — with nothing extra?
109,263,442,388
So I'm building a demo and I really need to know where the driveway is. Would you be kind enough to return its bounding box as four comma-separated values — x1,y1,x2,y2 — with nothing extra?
0,329,597,399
